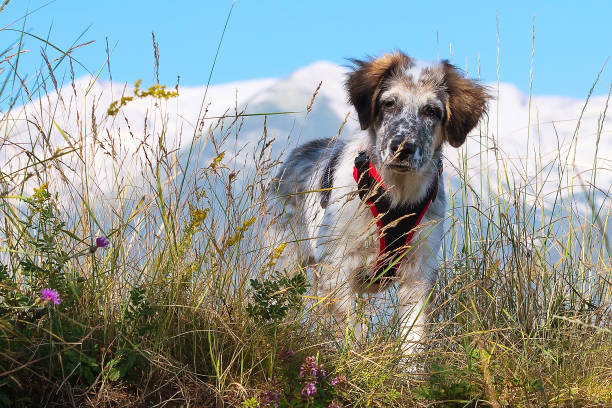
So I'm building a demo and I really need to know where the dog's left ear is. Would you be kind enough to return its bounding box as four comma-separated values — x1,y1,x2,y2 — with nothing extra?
442,62,491,148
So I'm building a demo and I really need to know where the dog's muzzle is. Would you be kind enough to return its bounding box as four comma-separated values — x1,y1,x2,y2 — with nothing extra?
387,137,422,170
389,138,418,161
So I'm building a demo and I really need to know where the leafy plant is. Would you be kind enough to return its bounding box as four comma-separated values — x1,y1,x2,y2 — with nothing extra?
104,347,143,383
101,286,159,383
242,397,260,407
123,286,157,337
247,270,308,325
18,184,70,295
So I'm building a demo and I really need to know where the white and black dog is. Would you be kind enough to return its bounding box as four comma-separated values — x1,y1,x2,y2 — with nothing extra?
268,51,489,353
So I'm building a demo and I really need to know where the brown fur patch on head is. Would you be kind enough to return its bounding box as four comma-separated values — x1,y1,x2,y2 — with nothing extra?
442,62,491,147
346,51,413,130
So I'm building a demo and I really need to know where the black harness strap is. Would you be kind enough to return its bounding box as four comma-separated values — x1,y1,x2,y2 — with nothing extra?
352,151,441,282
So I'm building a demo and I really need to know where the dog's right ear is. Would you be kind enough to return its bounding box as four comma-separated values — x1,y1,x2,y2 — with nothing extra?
346,52,412,130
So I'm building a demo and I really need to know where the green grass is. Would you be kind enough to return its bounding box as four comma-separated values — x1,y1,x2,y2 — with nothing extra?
0,17,611,408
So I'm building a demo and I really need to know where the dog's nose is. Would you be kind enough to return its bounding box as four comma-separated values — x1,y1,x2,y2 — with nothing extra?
389,139,417,161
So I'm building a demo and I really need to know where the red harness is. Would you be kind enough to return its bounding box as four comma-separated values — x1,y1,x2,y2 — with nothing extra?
352,151,440,281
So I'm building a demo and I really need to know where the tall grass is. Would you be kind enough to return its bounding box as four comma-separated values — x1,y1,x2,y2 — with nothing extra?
0,16,611,408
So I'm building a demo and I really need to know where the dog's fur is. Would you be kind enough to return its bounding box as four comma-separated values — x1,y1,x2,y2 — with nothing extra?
268,51,489,353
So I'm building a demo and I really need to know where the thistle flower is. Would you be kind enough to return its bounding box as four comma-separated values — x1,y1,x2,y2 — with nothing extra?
90,236,110,253
301,381,317,398
40,288,61,305
96,236,110,248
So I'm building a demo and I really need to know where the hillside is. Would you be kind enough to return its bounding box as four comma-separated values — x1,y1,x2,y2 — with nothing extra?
1,60,610,407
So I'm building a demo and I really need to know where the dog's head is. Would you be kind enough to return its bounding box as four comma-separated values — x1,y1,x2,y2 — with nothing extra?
347,51,490,172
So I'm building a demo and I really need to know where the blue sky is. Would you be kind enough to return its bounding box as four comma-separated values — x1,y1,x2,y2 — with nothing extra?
2,0,611,97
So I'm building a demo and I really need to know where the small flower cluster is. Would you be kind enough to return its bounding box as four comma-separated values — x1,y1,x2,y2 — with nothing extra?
260,378,281,408
302,381,317,398
330,374,346,387
208,151,225,171
278,348,295,360
266,351,346,407
327,374,346,408
261,389,280,407
299,355,326,379
328,400,343,408
224,217,256,247
265,243,287,269
299,355,326,399
189,205,209,228
107,79,178,116
33,182,49,201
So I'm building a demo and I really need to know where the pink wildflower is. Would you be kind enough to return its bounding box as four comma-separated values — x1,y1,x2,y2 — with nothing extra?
279,348,295,359
40,288,61,305
331,374,346,386
301,381,317,398
299,355,325,378
262,390,280,407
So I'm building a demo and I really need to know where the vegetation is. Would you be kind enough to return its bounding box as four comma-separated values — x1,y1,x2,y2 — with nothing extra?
0,12,610,408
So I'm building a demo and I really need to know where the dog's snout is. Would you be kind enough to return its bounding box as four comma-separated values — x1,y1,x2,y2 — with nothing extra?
389,139,417,161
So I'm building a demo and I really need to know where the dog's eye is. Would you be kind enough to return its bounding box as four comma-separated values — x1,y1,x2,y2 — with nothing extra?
382,99,396,110
421,105,442,120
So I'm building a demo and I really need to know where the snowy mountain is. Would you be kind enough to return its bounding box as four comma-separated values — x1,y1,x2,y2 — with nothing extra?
3,61,610,214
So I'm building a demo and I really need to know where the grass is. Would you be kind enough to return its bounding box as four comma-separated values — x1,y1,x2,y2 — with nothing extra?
0,14,611,408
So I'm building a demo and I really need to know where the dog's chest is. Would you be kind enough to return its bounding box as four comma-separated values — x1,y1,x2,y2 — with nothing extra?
314,144,444,281
327,188,443,282
357,217,426,259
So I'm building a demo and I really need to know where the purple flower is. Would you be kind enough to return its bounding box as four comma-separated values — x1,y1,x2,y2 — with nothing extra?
262,390,280,407
299,355,325,379
331,374,346,386
96,236,110,248
40,288,61,305
301,382,317,398
261,379,280,407
279,348,295,360
328,400,343,408
90,236,110,253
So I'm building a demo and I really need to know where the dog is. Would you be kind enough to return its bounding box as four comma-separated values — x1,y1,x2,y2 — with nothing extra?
268,51,489,354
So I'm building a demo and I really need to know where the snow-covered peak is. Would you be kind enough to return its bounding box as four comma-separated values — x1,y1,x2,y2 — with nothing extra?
3,61,610,207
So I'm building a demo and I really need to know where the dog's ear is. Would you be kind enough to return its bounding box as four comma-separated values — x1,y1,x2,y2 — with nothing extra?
442,62,490,147
346,52,411,130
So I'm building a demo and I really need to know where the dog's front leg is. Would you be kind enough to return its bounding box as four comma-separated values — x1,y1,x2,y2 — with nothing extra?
315,248,365,342
316,263,356,330
397,275,434,355
315,209,367,342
